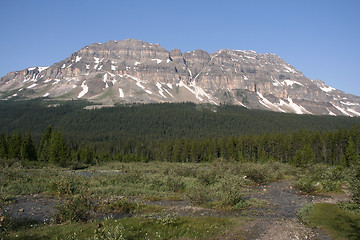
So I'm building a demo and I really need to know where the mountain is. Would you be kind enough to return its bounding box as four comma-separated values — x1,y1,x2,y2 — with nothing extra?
1,39,360,116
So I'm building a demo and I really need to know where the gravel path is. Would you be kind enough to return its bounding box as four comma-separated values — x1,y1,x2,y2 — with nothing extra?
242,181,334,240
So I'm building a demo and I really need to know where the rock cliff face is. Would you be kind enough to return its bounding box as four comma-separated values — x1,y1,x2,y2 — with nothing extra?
1,39,360,116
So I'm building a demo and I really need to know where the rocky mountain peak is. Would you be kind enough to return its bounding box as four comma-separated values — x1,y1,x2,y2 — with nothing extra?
1,39,360,117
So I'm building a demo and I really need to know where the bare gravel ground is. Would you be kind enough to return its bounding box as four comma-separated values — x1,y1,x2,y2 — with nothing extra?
2,194,58,224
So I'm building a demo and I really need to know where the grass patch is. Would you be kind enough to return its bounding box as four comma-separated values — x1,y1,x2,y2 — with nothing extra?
8,216,245,240
300,203,360,240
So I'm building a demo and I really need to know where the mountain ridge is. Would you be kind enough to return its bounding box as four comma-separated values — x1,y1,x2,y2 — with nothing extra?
1,39,360,117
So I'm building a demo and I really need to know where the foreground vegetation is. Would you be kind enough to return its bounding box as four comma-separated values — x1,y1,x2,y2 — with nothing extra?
7,216,245,240
1,160,360,239
298,203,360,240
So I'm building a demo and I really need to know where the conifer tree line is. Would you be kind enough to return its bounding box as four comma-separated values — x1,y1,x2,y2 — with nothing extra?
0,126,95,167
1,126,359,167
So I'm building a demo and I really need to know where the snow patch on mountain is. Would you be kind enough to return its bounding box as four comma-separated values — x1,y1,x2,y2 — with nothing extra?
326,107,337,116
346,108,360,117
257,92,285,112
331,103,351,116
285,97,311,114
282,80,303,87
156,82,166,98
27,83,37,89
119,88,124,98
103,73,108,89
320,85,335,92
78,81,88,98
151,59,162,64
164,87,174,98
282,64,297,73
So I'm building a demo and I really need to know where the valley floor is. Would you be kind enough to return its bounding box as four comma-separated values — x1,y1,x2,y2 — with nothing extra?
0,162,357,239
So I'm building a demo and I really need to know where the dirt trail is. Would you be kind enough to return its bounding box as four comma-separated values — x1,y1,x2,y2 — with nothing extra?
242,181,333,240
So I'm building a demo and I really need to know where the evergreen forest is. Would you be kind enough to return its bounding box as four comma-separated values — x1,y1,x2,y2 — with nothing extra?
1,99,360,167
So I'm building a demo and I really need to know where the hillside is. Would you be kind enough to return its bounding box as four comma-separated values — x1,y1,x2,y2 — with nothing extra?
1,100,359,143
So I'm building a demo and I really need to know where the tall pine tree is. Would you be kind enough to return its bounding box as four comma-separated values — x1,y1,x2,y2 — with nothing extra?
38,126,52,162
21,130,37,161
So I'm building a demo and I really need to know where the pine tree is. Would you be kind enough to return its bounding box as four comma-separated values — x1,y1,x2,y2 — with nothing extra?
171,140,182,162
8,131,22,159
49,129,69,166
0,133,8,159
38,126,52,162
344,136,358,166
21,130,37,161
78,144,95,164
294,143,315,167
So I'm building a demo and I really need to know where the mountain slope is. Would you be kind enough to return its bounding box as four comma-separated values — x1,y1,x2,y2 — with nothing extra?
1,39,360,116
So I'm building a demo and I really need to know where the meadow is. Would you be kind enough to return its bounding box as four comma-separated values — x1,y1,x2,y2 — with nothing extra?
1,160,359,239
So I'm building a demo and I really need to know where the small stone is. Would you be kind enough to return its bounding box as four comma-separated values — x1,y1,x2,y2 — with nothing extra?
18,208,24,212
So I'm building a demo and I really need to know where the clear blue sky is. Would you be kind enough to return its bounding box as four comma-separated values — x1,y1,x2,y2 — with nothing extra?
1,0,359,95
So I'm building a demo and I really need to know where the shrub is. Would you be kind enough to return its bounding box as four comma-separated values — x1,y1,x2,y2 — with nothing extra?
213,175,247,208
55,191,92,222
165,175,185,192
296,165,345,193
295,177,317,193
243,165,267,184
97,197,137,214
123,170,143,184
349,163,360,203
185,182,211,205
52,177,81,196
196,169,217,186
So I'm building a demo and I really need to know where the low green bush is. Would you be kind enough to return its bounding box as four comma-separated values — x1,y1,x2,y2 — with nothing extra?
55,192,92,222
213,175,247,208
185,181,211,205
96,197,137,214
295,164,344,193
295,177,317,193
